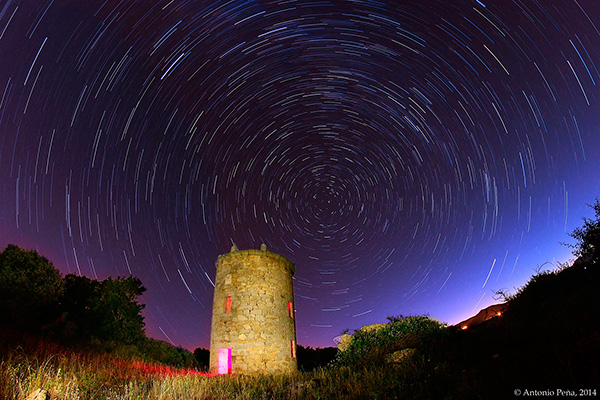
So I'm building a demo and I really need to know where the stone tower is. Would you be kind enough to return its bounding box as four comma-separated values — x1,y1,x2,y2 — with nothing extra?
209,244,297,374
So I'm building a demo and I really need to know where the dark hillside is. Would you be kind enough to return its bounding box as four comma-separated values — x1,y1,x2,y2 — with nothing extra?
449,258,600,397
446,200,600,396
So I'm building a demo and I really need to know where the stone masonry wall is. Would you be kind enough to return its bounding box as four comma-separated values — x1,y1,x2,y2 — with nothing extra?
209,247,297,374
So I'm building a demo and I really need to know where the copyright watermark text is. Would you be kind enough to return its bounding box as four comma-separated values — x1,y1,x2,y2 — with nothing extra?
514,388,597,397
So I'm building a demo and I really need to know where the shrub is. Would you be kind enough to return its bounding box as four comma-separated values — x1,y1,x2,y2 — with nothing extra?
193,348,210,371
334,315,448,368
138,338,198,368
297,345,338,371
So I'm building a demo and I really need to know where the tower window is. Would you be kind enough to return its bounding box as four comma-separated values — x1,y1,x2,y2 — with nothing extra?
225,296,231,313
288,302,293,319
291,340,296,358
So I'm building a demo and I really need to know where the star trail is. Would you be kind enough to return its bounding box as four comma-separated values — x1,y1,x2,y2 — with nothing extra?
1,0,599,349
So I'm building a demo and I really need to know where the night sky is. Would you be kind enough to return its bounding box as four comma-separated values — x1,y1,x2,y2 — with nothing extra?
1,0,599,350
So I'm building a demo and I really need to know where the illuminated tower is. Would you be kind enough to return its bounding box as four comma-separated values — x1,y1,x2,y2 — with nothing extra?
209,244,297,374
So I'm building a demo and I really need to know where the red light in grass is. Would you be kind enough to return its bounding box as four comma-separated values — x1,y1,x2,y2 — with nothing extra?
218,348,232,374
124,360,214,377
288,302,293,319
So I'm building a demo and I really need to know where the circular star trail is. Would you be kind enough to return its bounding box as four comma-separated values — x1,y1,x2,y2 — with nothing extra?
1,0,599,348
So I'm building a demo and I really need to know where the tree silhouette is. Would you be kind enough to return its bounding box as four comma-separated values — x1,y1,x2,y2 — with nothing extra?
0,244,64,328
61,274,100,340
60,274,147,345
568,198,600,264
89,276,147,345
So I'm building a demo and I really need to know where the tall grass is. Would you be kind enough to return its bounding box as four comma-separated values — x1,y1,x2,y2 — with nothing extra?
0,333,456,400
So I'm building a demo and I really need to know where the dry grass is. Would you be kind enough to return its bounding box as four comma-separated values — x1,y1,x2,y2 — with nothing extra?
0,335,445,400
1,338,297,400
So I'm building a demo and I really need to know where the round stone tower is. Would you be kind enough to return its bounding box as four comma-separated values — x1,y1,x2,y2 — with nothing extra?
209,244,297,374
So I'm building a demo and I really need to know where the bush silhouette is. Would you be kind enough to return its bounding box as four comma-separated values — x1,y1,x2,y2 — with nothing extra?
137,338,197,368
297,345,337,371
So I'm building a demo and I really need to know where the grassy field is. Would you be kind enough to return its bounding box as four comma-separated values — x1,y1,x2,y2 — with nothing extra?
0,347,429,400
0,329,464,400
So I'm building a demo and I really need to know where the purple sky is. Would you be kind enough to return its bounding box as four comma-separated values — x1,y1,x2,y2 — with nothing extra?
1,0,599,349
